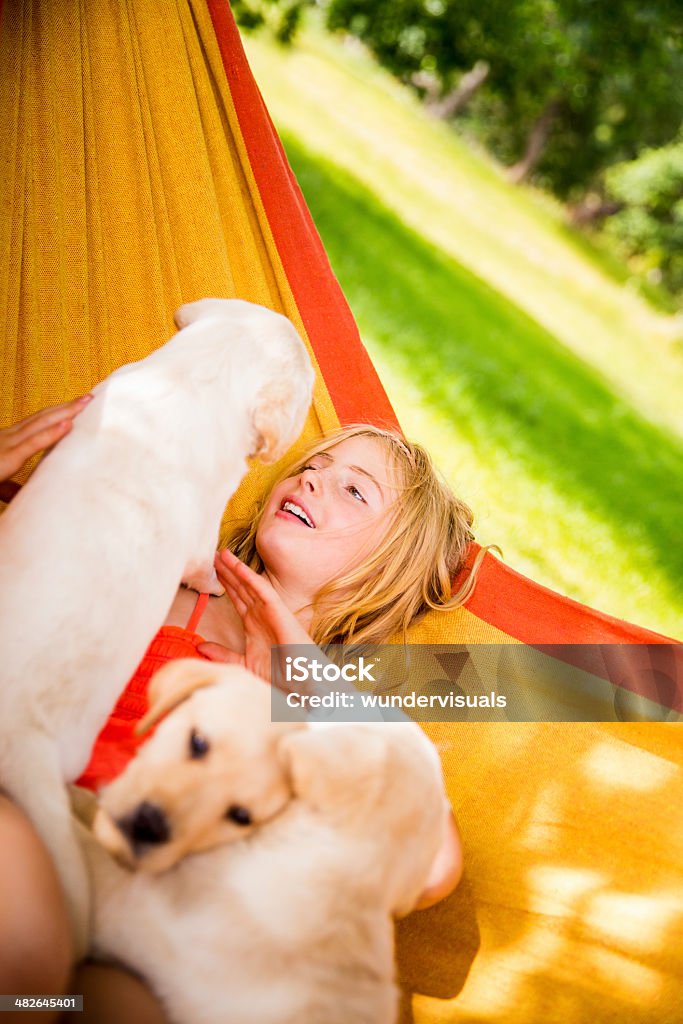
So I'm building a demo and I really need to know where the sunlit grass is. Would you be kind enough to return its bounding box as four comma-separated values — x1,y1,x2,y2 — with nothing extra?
244,29,683,438
242,28,683,638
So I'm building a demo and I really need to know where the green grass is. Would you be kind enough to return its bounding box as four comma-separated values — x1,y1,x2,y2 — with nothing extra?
243,28,683,639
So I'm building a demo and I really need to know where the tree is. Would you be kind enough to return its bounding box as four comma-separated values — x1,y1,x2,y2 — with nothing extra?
232,0,313,43
322,0,683,198
603,141,683,296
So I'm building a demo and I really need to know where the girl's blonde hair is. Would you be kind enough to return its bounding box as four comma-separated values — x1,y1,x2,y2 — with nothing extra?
227,425,488,645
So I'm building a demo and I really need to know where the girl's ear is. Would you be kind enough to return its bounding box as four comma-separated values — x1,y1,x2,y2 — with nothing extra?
135,659,223,735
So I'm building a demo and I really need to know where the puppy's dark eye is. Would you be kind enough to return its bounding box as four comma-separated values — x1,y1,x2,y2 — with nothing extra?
226,804,252,826
189,729,210,759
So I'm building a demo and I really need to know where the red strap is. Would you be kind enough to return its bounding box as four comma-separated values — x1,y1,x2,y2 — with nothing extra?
186,592,210,634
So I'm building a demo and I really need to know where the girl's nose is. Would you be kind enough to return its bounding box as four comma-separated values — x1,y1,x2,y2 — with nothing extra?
301,467,320,493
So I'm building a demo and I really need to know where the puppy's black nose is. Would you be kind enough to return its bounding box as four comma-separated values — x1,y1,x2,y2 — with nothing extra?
118,801,170,848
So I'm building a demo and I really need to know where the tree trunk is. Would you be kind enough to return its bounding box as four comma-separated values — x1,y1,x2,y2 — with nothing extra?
568,193,623,226
507,98,562,184
410,70,442,105
429,61,490,119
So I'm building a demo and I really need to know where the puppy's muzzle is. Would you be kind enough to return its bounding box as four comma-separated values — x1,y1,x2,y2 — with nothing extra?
117,801,171,851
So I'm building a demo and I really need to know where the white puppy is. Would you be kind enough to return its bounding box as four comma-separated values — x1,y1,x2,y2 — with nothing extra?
0,299,313,951
83,660,449,1024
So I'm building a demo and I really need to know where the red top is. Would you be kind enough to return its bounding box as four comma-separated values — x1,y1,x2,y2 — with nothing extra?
76,593,210,791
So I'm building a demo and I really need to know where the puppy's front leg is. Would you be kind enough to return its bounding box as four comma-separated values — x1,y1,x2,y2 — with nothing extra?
74,811,135,964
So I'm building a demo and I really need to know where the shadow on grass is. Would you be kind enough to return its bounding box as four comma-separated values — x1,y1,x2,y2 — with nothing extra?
282,132,683,591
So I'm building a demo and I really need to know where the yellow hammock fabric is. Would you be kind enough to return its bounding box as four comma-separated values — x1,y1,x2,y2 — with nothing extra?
1,2,682,1022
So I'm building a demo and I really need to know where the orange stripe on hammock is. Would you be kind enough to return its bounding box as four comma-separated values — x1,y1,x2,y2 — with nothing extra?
205,0,397,431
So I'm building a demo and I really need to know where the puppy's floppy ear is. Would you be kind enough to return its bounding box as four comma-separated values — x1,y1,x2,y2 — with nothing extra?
278,725,388,821
174,298,231,331
135,659,223,735
251,378,305,463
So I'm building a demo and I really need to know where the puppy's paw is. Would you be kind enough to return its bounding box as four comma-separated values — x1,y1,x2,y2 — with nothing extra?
182,565,225,597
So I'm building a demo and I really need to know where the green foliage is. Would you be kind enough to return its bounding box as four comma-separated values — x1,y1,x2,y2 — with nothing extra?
604,142,683,294
232,0,313,43
322,0,683,197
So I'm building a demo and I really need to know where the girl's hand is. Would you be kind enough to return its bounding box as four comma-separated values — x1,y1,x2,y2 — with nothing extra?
197,549,313,684
0,396,93,485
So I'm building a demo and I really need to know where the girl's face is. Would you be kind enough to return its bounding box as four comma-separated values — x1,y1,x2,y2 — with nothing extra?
256,435,399,599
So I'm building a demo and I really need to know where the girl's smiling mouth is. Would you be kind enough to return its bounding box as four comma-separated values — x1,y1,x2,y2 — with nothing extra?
277,497,316,528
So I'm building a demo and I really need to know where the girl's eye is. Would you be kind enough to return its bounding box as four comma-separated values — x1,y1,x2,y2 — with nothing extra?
301,462,318,472
347,484,366,503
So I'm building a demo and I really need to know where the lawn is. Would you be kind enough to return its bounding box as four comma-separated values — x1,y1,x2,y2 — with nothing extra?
243,27,683,640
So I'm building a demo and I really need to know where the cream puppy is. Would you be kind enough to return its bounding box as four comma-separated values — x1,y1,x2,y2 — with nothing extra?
0,299,313,952
84,660,449,1024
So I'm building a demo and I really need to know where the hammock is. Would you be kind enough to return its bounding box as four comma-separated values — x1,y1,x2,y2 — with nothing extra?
1,2,682,1021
